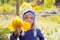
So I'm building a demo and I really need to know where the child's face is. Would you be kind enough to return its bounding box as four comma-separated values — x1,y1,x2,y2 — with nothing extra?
23,13,34,25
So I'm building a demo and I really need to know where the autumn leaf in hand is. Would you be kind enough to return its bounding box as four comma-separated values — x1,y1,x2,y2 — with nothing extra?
8,16,23,31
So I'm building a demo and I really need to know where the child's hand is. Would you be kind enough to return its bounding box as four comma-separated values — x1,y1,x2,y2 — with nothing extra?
14,27,21,36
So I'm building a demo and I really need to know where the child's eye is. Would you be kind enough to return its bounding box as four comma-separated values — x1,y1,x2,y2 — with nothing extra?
30,17,33,19
25,17,28,19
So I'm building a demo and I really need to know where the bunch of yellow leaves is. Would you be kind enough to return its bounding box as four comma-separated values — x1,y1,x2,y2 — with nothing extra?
8,16,31,32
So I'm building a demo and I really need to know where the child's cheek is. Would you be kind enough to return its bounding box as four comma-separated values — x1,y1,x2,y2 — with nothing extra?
30,20,34,25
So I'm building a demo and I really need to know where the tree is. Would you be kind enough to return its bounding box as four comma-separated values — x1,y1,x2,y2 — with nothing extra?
1,0,4,4
56,0,60,7
16,0,19,16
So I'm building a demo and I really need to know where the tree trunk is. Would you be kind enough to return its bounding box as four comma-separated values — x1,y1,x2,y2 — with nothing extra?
16,0,19,16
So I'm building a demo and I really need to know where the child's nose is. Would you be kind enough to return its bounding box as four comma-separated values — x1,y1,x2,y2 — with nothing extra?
28,18,31,22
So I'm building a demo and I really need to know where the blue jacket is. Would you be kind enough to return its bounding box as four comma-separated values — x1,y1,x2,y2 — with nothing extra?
10,28,44,40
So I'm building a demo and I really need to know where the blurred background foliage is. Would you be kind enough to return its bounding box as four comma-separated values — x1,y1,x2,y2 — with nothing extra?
0,0,60,40
0,0,56,13
0,28,10,40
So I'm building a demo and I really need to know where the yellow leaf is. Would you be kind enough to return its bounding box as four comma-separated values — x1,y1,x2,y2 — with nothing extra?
21,22,31,32
8,16,23,31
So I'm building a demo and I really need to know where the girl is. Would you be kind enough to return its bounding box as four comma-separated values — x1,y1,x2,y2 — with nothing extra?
10,10,44,40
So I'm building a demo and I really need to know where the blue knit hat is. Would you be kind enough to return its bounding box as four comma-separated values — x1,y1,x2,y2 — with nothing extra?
23,10,36,19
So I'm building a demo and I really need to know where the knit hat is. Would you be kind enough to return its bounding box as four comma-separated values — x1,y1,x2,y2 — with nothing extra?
23,10,36,20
